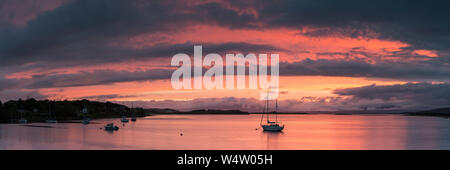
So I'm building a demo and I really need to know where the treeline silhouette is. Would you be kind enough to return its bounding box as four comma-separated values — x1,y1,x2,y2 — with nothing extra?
0,98,145,123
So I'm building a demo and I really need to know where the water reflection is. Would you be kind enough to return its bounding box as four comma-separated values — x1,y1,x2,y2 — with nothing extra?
403,116,450,149
0,114,449,150
263,131,283,150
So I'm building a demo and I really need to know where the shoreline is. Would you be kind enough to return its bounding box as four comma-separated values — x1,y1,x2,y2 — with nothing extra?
404,113,450,119
2,113,450,124
1,115,148,124
2,98,449,124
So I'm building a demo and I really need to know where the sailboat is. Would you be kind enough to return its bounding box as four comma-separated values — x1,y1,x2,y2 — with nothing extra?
120,111,129,123
260,93,284,132
120,115,129,123
104,123,119,131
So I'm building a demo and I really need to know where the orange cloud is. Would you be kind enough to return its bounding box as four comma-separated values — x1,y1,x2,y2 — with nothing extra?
414,50,439,58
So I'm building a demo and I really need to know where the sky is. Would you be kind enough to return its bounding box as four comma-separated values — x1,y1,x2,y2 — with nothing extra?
0,0,450,112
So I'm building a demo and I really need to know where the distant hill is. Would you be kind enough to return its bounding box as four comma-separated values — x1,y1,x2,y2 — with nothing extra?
8,98,449,123
142,109,250,115
143,108,311,115
187,109,250,114
404,107,450,118
142,108,179,114
0,98,145,123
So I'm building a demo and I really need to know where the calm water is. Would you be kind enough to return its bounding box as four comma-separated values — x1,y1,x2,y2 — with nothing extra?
1,114,450,150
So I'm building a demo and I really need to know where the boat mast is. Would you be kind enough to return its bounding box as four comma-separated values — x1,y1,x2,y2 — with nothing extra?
266,92,269,123
260,100,265,125
275,99,278,122
260,91,268,125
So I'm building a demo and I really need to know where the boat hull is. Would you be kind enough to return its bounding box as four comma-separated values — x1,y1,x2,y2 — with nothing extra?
104,126,119,131
120,116,129,123
261,124,284,132
104,123,119,131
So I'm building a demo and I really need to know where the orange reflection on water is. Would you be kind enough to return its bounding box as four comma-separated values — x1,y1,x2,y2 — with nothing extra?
260,115,409,150
0,114,448,150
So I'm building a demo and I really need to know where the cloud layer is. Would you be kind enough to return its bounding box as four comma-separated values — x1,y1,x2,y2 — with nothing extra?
0,0,449,111
123,83,450,112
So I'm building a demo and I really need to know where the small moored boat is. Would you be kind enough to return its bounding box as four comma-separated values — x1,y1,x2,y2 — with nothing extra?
120,116,129,123
260,91,285,132
104,123,119,131
261,121,284,132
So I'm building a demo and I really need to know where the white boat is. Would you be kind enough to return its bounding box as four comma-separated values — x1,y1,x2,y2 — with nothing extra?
260,93,285,132
104,123,119,131
120,116,129,123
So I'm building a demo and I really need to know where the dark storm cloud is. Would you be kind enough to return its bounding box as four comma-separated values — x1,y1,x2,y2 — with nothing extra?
254,0,450,51
1,0,450,106
333,82,450,109
1,0,449,70
0,89,47,100
279,58,450,81
0,0,260,67
74,94,138,101
1,0,450,63
7,42,282,72
191,2,258,29
25,69,173,89
0,0,196,57
0,0,279,72
138,83,450,112
19,56,450,89
0,76,20,91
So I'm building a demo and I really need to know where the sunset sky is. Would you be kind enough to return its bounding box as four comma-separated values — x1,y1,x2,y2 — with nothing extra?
0,0,449,112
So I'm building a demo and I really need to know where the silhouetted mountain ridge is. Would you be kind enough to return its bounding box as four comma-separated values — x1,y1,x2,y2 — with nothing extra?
404,107,450,118
0,98,145,123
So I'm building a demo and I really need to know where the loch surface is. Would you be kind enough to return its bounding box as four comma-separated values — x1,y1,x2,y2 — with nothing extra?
1,114,450,150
